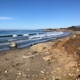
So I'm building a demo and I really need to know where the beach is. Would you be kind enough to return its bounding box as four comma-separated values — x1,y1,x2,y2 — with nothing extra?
0,31,80,80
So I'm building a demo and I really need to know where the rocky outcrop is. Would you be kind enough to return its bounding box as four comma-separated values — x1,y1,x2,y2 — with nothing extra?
30,43,52,53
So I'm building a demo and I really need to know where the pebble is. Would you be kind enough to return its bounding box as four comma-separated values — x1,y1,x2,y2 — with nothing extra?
44,78,46,79
52,76,55,78
69,73,72,76
32,75,34,77
22,73,26,77
18,72,21,75
77,69,79,71
28,74,30,76
41,71,44,73
17,76,19,78
76,78,80,80
71,74,73,76
23,75,26,77
5,70,8,73
23,55,27,58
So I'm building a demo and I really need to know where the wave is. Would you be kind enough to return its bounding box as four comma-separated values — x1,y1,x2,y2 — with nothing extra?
0,32,64,43
29,34,46,39
13,34,17,37
0,31,71,51
29,32,63,39
0,42,10,46
46,32,63,36
8,39,17,41
0,32,44,38
23,34,29,36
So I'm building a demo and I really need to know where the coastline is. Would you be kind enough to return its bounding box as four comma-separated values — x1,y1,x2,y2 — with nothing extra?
0,31,80,80
0,31,71,52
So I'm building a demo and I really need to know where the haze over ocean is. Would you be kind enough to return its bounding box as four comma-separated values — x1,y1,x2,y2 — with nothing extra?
0,0,80,29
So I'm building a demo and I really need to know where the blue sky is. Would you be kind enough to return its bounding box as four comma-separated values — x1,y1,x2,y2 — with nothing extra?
0,0,80,29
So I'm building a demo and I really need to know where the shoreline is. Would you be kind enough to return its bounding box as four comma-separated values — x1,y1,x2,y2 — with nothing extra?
0,31,80,80
0,31,71,52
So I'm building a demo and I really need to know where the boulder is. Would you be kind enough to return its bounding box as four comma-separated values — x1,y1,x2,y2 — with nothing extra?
9,42,17,49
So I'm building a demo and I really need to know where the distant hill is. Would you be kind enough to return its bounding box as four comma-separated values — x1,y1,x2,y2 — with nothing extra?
76,25,80,28
67,26,80,31
44,25,80,32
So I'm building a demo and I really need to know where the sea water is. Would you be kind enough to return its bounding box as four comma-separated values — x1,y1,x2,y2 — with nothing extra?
0,29,71,51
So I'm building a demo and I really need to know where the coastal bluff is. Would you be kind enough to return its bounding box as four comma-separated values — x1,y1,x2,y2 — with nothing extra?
0,32,80,80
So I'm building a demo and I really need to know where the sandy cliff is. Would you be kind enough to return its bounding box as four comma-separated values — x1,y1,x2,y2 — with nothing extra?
0,32,80,80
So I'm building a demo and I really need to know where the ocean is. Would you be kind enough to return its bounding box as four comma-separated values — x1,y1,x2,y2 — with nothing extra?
0,30,71,51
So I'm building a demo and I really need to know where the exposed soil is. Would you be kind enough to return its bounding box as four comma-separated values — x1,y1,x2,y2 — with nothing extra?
0,33,80,80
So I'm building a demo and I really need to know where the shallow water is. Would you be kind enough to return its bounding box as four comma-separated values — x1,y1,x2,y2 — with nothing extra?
0,30,71,51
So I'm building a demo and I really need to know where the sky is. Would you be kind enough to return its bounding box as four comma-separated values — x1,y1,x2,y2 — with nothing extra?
0,0,80,29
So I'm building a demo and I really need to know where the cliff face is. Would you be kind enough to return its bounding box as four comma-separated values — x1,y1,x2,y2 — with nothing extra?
30,34,80,80
0,33,80,80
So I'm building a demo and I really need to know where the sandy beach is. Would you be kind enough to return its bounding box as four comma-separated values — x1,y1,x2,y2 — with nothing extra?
0,31,80,80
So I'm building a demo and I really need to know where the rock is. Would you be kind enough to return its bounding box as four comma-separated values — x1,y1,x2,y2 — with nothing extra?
69,73,72,76
78,47,80,50
43,56,50,61
5,70,8,73
18,72,21,75
72,35,76,38
22,73,26,77
30,43,51,52
18,71,22,75
77,69,79,72
9,42,17,49
76,75,80,80
40,71,44,74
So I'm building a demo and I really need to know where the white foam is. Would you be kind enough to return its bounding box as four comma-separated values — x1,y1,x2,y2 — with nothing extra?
0,42,9,46
46,32,63,36
23,34,29,36
13,34,17,37
8,39,16,41
0,32,64,46
29,34,46,39
29,32,63,39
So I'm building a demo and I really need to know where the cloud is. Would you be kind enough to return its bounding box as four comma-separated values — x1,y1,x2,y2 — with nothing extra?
0,17,13,20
